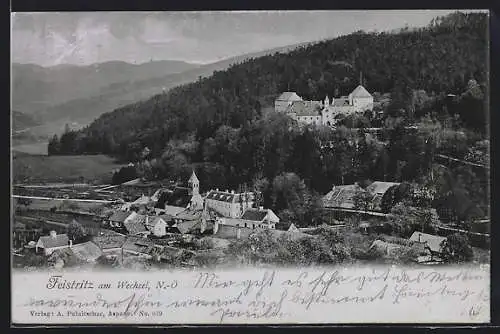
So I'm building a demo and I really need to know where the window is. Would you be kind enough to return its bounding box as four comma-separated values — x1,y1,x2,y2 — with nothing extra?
244,223,247,228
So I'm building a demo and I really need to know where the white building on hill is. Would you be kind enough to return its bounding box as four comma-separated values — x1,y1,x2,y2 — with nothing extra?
274,85,374,127
274,92,303,113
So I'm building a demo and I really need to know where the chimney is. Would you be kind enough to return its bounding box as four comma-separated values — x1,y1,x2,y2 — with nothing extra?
231,190,235,194
50,230,57,238
69,240,73,247
259,206,264,211
216,188,219,192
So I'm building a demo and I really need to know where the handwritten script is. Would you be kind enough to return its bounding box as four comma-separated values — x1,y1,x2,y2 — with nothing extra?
12,266,490,324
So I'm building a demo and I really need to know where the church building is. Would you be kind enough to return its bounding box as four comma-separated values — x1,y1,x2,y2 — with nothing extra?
274,83,374,127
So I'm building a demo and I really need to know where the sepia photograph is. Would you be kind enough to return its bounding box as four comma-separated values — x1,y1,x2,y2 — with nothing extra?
11,10,491,324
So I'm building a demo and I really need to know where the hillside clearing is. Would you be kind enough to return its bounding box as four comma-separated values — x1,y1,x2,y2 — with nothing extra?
12,154,127,184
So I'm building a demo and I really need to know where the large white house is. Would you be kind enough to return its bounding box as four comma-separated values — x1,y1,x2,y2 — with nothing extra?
275,85,374,127
205,189,255,218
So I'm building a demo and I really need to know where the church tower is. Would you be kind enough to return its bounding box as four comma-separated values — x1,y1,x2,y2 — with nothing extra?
188,170,200,196
324,95,330,107
188,170,203,210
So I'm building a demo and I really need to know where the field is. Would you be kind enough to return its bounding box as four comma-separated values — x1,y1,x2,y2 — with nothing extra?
12,154,127,184
14,197,106,212
12,141,49,155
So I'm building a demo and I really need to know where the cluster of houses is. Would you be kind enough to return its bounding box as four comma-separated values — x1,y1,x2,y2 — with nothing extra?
368,231,448,264
106,171,285,239
27,171,296,268
274,84,374,127
25,173,479,267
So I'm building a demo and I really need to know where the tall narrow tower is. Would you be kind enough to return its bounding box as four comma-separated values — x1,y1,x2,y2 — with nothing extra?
188,170,200,196
359,71,363,86
188,170,203,210
324,95,330,107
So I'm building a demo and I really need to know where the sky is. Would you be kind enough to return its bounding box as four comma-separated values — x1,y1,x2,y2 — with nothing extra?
11,10,463,67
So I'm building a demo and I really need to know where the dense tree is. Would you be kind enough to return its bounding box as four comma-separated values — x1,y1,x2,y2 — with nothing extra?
441,233,474,263
67,220,86,242
387,203,440,237
111,165,138,185
352,188,373,212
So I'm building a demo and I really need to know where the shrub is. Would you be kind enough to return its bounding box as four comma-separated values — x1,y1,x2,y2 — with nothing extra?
441,233,474,263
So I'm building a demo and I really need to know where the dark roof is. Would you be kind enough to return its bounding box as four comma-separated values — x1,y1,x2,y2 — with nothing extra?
92,233,126,250
206,191,237,202
206,191,254,203
322,184,360,209
287,100,322,116
176,220,200,234
122,236,156,255
109,211,133,223
175,210,202,222
160,187,192,208
332,98,351,106
275,222,293,230
38,234,69,249
241,209,267,222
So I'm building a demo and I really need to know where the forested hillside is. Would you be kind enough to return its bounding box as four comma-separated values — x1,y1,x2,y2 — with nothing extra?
48,12,489,226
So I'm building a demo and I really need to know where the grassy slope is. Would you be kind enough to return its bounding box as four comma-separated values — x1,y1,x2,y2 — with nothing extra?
12,154,127,184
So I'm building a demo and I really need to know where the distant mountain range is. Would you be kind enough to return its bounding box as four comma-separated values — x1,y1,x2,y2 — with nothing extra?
11,42,308,138
12,60,199,115
12,110,40,132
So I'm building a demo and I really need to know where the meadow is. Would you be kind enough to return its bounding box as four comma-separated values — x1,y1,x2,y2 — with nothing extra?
12,153,127,184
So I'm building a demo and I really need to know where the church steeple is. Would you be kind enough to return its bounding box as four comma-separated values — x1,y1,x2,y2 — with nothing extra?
324,95,330,107
188,170,199,196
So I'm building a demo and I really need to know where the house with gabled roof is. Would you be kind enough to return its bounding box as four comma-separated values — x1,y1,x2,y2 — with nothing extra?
123,214,149,236
322,181,400,211
92,230,126,253
70,241,103,263
145,215,172,237
409,232,447,262
108,210,137,229
121,236,157,259
275,92,303,113
35,231,71,256
275,222,299,232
